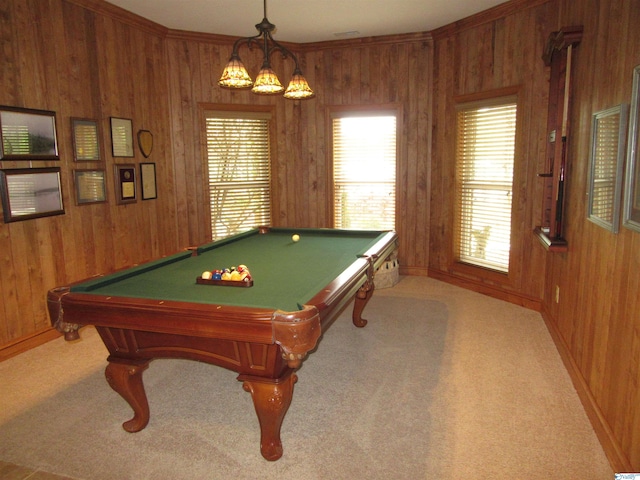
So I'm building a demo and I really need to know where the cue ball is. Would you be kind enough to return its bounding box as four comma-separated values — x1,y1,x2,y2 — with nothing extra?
292,234,300,242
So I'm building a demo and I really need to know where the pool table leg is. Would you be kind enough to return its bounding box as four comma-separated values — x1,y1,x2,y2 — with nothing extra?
105,357,151,433
239,371,298,461
352,278,374,327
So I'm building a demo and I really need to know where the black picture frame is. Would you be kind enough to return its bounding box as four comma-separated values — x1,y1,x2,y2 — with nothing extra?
0,106,59,160
0,167,64,222
140,162,157,200
110,117,134,157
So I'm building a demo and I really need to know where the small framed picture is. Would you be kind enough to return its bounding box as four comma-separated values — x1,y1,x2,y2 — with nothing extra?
114,164,136,204
0,106,59,160
0,167,64,222
140,162,157,200
72,118,102,162
110,117,134,157
74,170,107,205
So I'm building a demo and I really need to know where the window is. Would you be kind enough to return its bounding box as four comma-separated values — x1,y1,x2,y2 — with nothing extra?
332,113,397,230
204,111,272,240
455,97,517,273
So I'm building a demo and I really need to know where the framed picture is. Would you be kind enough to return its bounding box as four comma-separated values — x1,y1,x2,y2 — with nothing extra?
72,118,102,161
74,170,107,205
0,106,59,160
624,65,640,232
114,164,136,204
587,104,628,233
110,117,134,157
0,167,64,222
140,162,157,200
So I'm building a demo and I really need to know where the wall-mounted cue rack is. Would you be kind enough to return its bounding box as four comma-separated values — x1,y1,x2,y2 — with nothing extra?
534,25,583,252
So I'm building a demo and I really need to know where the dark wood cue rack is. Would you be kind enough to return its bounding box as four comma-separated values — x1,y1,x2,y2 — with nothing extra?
535,26,583,252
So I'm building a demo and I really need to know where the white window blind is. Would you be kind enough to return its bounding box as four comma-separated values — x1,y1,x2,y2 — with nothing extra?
332,114,396,230
456,100,517,273
204,112,271,240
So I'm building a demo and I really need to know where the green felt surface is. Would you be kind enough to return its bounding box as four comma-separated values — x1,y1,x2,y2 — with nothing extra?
70,228,386,312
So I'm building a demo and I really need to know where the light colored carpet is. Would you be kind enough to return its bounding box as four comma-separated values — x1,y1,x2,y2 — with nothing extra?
0,277,613,479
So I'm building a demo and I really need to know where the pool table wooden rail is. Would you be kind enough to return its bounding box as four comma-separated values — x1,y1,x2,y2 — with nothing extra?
47,230,397,360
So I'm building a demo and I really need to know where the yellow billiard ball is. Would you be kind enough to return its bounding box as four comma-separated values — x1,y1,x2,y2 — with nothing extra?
201,271,213,280
292,234,300,242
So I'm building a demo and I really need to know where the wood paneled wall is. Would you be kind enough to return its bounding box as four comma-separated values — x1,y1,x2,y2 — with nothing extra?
429,0,556,305
549,0,640,471
430,0,640,471
165,31,433,271
2,0,640,472
0,0,179,355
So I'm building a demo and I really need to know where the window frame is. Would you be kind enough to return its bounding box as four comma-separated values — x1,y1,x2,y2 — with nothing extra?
328,104,401,231
452,88,520,277
200,104,276,241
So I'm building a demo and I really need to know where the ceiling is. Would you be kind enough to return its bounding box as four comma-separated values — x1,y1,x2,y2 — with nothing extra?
105,0,509,43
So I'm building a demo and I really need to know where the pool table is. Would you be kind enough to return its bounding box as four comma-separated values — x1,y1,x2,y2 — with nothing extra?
47,227,398,460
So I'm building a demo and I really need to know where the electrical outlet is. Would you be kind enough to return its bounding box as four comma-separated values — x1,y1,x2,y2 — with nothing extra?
555,285,560,304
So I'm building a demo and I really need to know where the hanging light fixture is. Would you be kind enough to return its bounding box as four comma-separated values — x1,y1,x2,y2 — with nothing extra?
218,0,314,100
